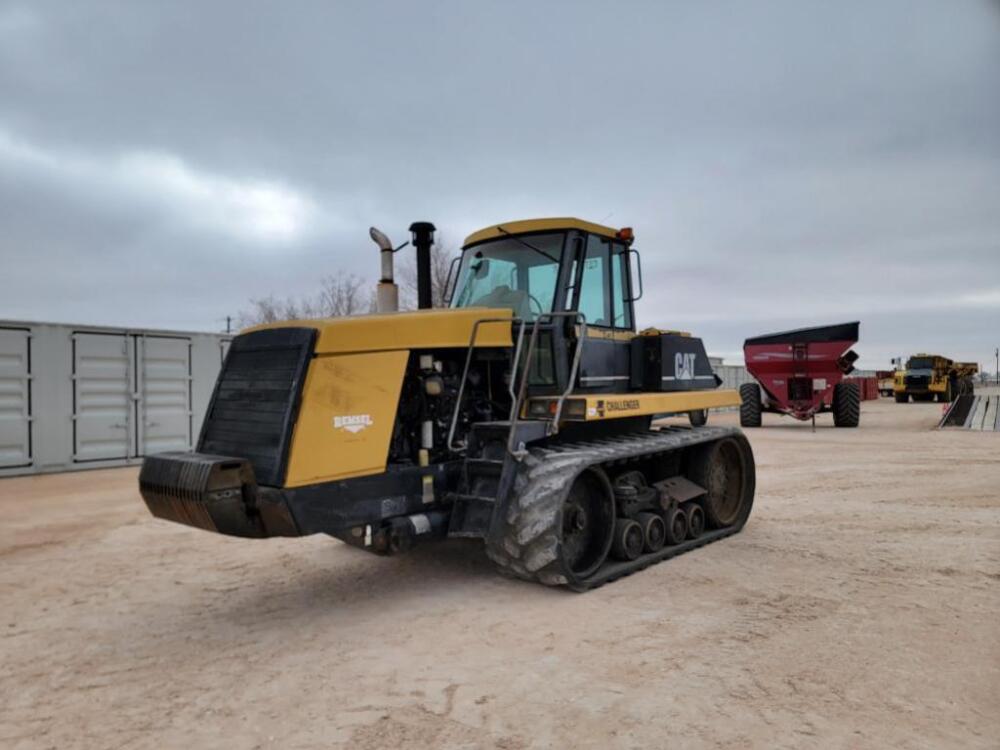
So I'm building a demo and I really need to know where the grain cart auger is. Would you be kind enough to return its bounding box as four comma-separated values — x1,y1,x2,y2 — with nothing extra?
139,218,755,590
740,322,861,428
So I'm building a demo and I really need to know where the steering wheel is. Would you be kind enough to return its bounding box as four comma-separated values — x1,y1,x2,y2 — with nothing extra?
527,294,544,317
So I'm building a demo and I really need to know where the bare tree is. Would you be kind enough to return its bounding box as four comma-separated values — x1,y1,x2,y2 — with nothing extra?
236,295,300,328
397,235,458,309
236,273,373,327
316,274,370,317
235,233,459,327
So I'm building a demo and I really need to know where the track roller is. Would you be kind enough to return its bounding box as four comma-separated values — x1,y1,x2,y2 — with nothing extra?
636,512,666,552
683,502,705,539
611,519,644,560
662,506,688,545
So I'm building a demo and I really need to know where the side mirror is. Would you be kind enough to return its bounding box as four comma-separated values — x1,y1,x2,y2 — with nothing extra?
443,256,461,304
626,248,644,302
473,256,490,279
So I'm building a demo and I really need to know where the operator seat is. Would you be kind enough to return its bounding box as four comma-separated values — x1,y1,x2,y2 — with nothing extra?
473,285,532,320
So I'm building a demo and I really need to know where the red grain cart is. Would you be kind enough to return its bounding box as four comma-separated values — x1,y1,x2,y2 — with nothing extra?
740,322,861,428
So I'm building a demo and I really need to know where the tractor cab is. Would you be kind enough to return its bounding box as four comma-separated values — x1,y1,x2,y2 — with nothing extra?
451,218,639,327
450,218,641,395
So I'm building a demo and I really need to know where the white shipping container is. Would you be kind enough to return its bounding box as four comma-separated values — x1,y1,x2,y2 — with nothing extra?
0,320,231,477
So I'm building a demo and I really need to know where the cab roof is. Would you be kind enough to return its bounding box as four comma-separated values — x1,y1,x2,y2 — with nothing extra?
463,217,620,248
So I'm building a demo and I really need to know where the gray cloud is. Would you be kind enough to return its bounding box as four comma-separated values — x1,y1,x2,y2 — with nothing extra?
1,0,998,367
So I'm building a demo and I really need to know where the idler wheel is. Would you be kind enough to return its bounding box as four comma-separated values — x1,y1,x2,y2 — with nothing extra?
559,468,615,579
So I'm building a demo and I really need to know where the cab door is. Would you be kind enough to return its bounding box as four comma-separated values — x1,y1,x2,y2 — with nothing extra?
572,234,636,392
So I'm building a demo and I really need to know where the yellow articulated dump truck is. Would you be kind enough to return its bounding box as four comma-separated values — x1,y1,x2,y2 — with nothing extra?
139,218,755,590
894,354,978,403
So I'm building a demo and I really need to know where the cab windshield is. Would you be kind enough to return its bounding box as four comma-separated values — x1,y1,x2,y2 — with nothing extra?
451,233,565,321
907,357,935,370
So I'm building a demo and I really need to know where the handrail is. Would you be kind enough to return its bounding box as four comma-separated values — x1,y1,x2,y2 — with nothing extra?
507,319,527,420
552,313,587,428
445,311,588,456
446,316,525,451
507,311,587,453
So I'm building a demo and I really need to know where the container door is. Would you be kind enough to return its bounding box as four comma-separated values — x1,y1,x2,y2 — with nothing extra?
137,336,192,455
0,327,32,468
73,332,132,461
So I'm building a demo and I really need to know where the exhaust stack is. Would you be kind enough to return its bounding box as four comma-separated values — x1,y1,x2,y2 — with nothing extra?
370,227,398,313
409,221,436,310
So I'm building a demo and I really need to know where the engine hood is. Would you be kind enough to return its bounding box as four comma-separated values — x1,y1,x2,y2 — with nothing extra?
244,307,513,355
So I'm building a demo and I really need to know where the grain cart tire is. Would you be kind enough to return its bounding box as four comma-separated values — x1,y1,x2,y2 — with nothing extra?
688,436,754,529
833,382,860,428
611,519,644,561
739,383,763,427
688,409,708,427
662,506,688,545
684,503,705,540
894,392,908,403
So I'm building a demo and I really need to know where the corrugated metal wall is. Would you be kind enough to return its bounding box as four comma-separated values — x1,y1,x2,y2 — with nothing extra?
0,321,230,477
711,362,753,411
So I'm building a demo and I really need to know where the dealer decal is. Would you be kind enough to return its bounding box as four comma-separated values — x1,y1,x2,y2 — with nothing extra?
333,414,373,434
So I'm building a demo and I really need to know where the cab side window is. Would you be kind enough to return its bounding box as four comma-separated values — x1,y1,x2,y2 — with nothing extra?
578,234,610,327
611,244,632,329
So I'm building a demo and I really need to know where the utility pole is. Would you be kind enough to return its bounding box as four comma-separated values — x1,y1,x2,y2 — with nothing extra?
226,316,232,335
995,347,998,385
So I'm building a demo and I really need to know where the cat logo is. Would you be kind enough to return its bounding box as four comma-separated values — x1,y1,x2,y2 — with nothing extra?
333,414,373,434
675,352,697,380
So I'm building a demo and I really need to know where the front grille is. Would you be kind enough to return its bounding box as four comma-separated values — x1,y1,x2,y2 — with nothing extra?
906,375,930,389
198,327,316,486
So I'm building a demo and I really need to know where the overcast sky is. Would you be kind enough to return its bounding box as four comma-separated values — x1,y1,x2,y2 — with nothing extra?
1,1,998,367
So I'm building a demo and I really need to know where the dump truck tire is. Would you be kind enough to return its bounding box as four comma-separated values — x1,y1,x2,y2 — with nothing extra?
895,392,908,403
833,382,860,427
739,383,762,427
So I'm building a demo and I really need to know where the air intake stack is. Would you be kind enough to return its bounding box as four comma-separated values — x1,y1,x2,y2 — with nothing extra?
409,221,436,309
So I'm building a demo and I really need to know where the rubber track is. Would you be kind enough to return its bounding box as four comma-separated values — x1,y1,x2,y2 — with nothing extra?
485,425,751,591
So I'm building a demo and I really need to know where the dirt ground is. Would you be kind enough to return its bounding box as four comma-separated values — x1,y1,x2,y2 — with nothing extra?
1,395,998,749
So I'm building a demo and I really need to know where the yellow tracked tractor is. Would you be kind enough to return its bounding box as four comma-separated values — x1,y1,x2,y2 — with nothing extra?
139,218,755,589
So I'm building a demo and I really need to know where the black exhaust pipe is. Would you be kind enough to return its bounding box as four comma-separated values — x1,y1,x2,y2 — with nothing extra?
409,221,436,309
